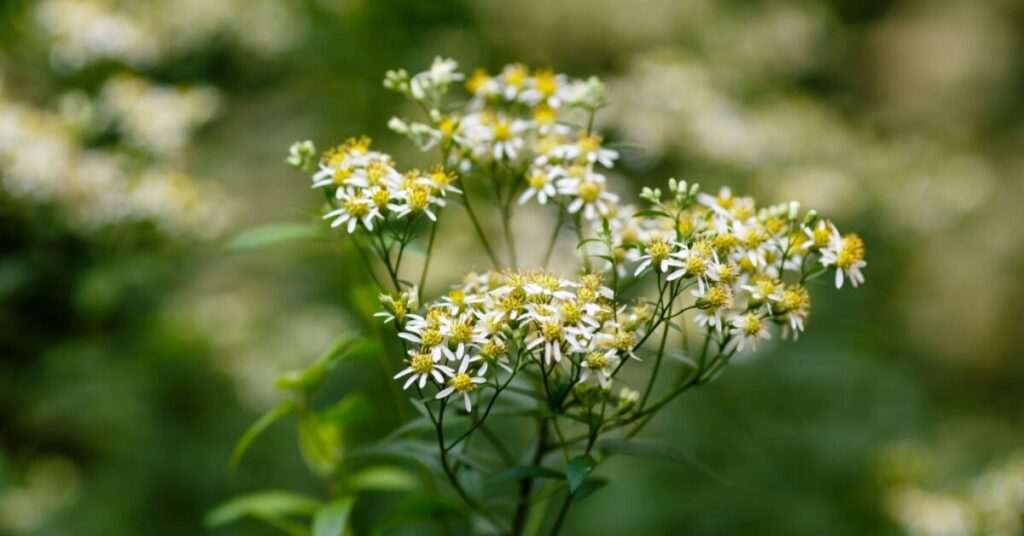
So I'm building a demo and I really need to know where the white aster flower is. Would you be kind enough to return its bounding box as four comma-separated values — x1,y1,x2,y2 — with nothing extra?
435,358,486,412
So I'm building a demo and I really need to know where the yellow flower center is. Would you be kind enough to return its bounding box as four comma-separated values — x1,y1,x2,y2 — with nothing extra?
533,103,556,124
466,69,490,94
344,196,369,218
685,255,707,277
528,171,549,189
371,188,390,208
535,68,558,96
504,64,528,87
779,285,810,312
366,162,389,186
646,239,671,263
586,352,610,370
408,185,431,211
410,353,434,375
333,167,353,185
836,234,866,269
561,302,583,325
493,119,512,141
541,321,563,342
741,314,763,337
613,331,635,352
449,319,475,345
705,286,732,309
450,373,475,392
420,328,443,348
577,134,602,154
577,181,602,203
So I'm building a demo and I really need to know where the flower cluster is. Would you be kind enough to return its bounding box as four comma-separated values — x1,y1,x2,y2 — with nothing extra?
0,87,228,237
389,270,648,411
292,137,458,233
386,58,619,221
606,182,865,348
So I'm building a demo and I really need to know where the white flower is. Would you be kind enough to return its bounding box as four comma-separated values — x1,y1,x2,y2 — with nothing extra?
819,230,867,289
518,166,559,205
580,350,620,387
633,238,683,276
435,358,486,412
558,168,618,220
730,313,771,352
394,351,454,390
323,188,381,233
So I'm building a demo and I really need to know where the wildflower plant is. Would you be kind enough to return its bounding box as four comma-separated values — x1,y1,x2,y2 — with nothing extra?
227,57,867,535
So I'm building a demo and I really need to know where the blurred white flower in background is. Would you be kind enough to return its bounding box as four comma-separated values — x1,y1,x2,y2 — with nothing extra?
35,0,304,72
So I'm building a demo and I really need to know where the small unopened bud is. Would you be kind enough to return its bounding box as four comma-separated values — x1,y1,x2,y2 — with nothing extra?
617,387,639,413
285,140,316,169
803,209,819,226
688,182,700,197
388,117,410,135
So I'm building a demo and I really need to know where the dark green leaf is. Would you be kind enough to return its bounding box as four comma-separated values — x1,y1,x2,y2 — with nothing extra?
204,490,321,528
230,403,294,469
320,394,374,427
489,465,564,485
565,455,597,493
381,494,466,528
313,497,354,536
633,209,672,219
225,223,323,252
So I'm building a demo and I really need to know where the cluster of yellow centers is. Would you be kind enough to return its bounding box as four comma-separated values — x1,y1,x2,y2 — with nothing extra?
837,234,866,269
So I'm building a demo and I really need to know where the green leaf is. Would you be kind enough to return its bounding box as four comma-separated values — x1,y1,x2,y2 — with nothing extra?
230,403,294,469
320,394,374,427
348,466,419,492
225,223,323,252
205,490,322,528
312,497,354,536
633,209,672,219
490,465,564,485
572,477,608,503
565,455,597,494
298,413,342,477
381,494,466,529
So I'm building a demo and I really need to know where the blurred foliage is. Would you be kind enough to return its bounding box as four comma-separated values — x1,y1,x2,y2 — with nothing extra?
1,0,1022,534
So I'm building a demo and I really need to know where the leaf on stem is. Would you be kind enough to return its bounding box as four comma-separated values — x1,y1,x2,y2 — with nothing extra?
204,490,322,528
572,476,608,503
312,497,355,536
348,466,419,492
230,402,294,469
225,223,324,253
489,465,564,485
565,455,597,494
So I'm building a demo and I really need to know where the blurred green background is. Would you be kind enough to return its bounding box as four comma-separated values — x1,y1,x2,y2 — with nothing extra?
1,0,1023,534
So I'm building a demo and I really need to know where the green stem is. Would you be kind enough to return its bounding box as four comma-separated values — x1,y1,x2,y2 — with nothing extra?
461,188,501,268
418,211,441,301
542,205,564,269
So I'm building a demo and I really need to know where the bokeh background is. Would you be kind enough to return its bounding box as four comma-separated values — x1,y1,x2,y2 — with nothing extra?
2,0,1023,534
